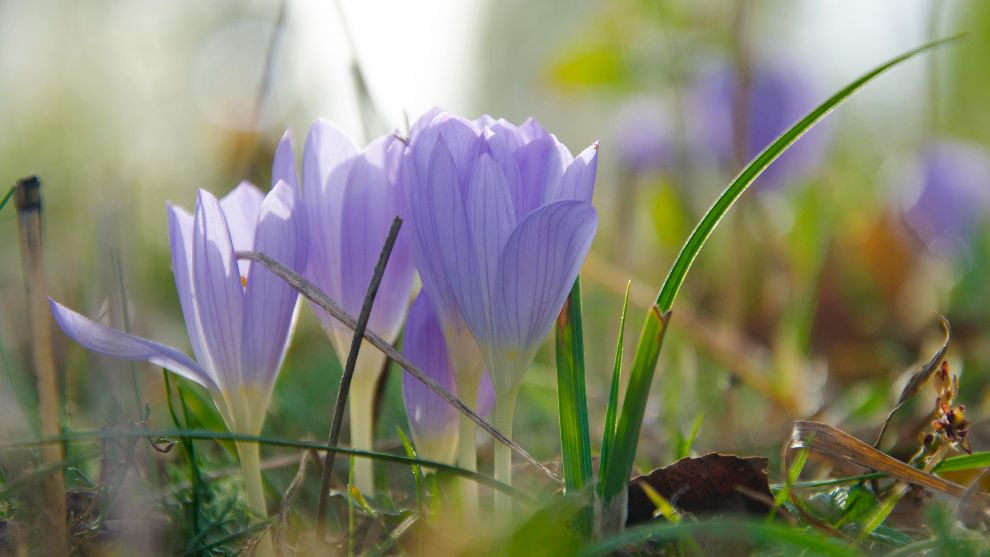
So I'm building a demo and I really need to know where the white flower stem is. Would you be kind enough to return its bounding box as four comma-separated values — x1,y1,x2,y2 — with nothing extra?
236,441,274,557
494,386,520,521
455,372,481,519
348,367,380,496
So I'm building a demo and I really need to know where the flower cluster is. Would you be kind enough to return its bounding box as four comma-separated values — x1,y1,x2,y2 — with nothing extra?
49,108,598,532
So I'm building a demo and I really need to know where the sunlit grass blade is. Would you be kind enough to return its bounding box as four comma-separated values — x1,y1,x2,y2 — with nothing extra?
597,34,963,505
396,427,424,511
674,414,704,460
0,186,14,213
555,277,593,494
596,280,630,499
4,428,527,499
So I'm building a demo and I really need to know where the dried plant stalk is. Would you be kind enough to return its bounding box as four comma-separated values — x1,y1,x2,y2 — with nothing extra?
14,176,67,556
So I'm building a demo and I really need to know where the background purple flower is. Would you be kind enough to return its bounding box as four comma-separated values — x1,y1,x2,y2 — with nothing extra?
690,61,830,190
900,139,990,256
612,97,675,174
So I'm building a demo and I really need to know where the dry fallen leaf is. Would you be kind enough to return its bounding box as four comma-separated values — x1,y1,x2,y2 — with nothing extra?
626,453,773,525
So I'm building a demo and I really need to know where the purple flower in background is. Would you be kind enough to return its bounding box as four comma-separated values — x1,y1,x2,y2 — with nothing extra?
402,109,599,491
691,61,830,190
289,119,415,494
613,98,675,174
900,140,990,256
402,291,494,464
50,170,304,556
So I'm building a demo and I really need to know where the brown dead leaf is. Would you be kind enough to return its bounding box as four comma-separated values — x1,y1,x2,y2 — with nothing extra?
626,453,772,525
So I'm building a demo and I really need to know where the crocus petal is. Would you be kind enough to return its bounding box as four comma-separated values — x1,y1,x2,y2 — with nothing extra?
402,292,459,462
302,118,359,202
193,189,244,391
409,106,444,139
338,145,414,340
493,201,598,355
403,138,476,332
273,130,299,191
50,299,216,392
304,157,354,332
551,142,599,204
477,370,495,416
241,181,305,388
460,154,515,342
513,135,566,219
410,114,480,182
219,181,264,279
167,203,218,383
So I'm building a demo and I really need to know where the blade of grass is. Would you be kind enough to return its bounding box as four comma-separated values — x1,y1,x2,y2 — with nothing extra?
0,186,14,213
576,519,864,557
395,427,424,512
4,428,528,500
596,281,630,499
317,216,401,529
555,277,593,494
598,35,964,505
675,414,704,460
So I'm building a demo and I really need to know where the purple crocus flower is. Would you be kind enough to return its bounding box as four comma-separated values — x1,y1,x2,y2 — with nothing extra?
691,61,829,190
900,139,990,256
402,291,494,464
49,152,304,556
289,119,415,494
401,109,599,493
613,98,675,175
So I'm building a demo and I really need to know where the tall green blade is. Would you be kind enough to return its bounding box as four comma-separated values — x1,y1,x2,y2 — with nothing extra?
596,281,631,499
555,277,593,494
598,35,962,503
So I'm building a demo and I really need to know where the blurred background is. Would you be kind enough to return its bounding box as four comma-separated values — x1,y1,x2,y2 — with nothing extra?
2,0,990,536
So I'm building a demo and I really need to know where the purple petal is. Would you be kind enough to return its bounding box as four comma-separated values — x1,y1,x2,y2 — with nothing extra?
50,299,216,392
402,292,458,461
550,143,599,203
167,203,217,380
494,201,598,352
272,130,299,191
513,135,566,220
410,114,480,183
219,182,264,279
303,157,354,332
403,138,476,332
459,154,516,342
338,148,414,340
193,189,244,390
477,370,495,416
302,118,359,202
241,181,305,387
409,106,444,139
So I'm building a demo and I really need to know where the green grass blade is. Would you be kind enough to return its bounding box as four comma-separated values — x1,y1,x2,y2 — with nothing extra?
555,277,593,494
395,427,424,512
599,308,671,501
596,281,631,499
598,34,963,504
654,34,962,314
0,187,14,213
6,427,527,499
932,450,990,473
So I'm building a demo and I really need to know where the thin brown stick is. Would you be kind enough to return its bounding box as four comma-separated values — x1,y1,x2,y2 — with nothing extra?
236,251,561,483
316,217,400,531
14,176,67,556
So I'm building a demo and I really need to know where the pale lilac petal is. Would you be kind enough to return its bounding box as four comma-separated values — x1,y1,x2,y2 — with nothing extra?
410,114,480,182
402,292,458,460
304,157,353,331
338,151,413,340
193,190,244,390
219,182,264,279
477,370,495,416
272,130,299,191
460,154,515,342
404,139,476,332
302,118,359,201
513,135,566,220
550,143,599,203
409,106,444,139
167,203,217,381
494,201,598,351
50,299,216,392
241,181,305,387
